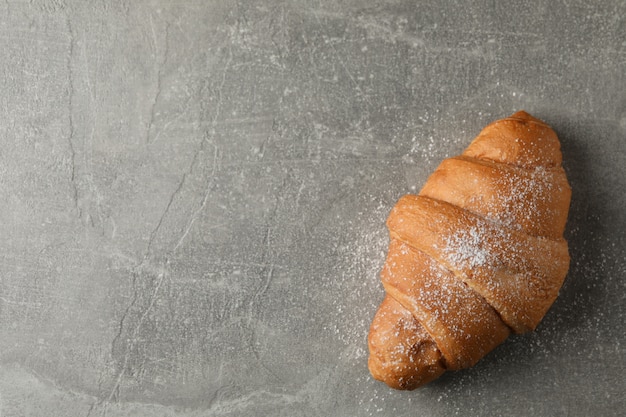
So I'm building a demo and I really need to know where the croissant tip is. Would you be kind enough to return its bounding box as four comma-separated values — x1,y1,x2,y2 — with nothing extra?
508,110,548,126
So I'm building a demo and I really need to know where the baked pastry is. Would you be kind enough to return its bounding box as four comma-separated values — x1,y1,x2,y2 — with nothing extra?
368,111,571,389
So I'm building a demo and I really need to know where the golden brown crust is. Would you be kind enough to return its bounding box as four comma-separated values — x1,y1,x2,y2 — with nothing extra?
381,239,511,370
464,111,563,168
420,156,571,239
387,194,569,333
368,111,571,389
368,296,446,389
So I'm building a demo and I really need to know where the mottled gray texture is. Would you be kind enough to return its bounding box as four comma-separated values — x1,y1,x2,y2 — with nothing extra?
0,0,624,416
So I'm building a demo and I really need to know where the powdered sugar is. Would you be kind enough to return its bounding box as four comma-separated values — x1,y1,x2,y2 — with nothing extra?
442,226,491,269
488,164,555,230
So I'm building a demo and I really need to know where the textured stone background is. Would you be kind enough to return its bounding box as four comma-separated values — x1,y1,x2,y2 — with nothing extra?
0,1,624,416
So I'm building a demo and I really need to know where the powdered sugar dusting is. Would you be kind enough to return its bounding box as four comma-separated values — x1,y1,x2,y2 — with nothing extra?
443,226,491,269
486,164,558,232
332,198,390,348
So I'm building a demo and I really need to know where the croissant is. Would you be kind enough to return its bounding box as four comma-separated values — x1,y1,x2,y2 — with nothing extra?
368,111,571,389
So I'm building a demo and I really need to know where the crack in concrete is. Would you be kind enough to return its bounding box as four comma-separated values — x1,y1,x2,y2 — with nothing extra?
66,15,80,217
145,16,170,145
168,45,233,251
145,172,187,256
172,144,219,252
104,265,167,405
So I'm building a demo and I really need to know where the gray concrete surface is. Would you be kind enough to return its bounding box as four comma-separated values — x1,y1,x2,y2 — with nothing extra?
0,1,624,416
